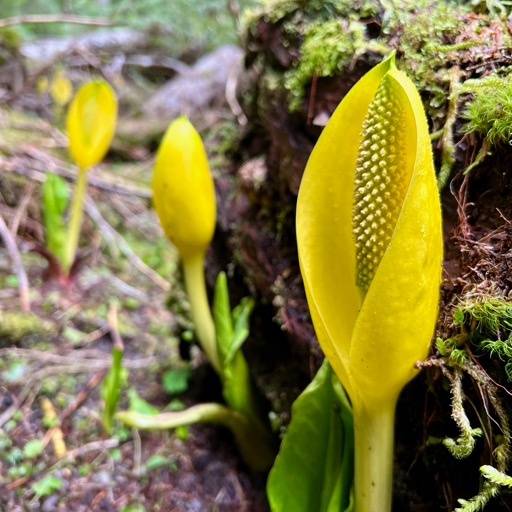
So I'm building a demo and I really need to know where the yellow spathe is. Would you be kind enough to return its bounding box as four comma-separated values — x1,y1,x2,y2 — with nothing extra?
296,52,443,413
67,80,117,171
152,116,216,260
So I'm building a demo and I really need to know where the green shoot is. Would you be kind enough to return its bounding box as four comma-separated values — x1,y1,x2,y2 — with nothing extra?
41,173,69,272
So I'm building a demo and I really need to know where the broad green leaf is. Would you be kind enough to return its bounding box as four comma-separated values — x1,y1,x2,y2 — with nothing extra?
41,173,69,267
267,360,354,512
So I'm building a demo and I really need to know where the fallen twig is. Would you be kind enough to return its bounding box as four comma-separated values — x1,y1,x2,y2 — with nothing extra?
0,152,152,199
84,195,170,291
9,181,36,237
0,14,112,29
0,347,158,369
0,213,30,312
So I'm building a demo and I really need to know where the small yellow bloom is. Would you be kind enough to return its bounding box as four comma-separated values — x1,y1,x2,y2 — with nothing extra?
152,116,216,259
36,76,49,96
50,69,73,107
66,80,117,170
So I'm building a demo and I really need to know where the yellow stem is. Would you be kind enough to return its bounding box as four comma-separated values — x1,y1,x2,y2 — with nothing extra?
353,397,397,512
182,253,221,374
63,166,88,274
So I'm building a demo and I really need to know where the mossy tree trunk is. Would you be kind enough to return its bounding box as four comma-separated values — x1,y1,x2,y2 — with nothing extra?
213,0,512,510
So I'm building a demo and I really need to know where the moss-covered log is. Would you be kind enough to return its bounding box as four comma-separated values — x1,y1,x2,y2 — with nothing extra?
213,0,512,509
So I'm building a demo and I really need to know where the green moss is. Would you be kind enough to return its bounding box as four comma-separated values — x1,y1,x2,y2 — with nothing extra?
456,297,512,342
243,0,372,26
0,311,52,344
385,0,468,58
284,19,370,111
385,1,470,110
0,28,21,51
442,297,512,380
460,74,512,147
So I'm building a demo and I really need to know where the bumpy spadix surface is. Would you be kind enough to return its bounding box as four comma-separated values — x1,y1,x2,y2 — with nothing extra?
296,54,442,409
353,76,409,292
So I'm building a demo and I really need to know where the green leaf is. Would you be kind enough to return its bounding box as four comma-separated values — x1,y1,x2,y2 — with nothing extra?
212,272,258,423
23,439,44,459
127,388,160,416
41,173,69,267
162,367,192,394
228,296,255,364
32,473,63,498
101,345,125,434
267,359,354,512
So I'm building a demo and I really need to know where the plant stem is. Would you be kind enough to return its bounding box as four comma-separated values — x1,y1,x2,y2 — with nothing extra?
182,252,221,374
116,402,275,471
63,166,88,274
353,398,397,512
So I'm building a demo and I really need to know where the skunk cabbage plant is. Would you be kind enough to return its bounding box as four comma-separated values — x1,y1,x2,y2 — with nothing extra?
152,116,220,372
122,119,275,471
64,80,117,274
296,53,443,511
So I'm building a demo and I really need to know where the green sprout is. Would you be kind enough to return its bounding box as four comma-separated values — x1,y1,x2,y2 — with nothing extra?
41,172,69,276
101,341,126,435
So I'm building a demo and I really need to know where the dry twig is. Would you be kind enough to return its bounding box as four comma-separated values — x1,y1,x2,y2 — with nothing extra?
0,14,112,28
84,196,170,291
0,213,30,312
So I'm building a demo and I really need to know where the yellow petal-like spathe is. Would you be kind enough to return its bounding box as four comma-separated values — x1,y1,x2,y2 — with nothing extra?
296,54,442,410
67,80,117,170
152,116,216,259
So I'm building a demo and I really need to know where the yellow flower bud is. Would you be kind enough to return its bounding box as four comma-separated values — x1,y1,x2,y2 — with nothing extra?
66,80,117,170
152,116,216,259
50,69,73,107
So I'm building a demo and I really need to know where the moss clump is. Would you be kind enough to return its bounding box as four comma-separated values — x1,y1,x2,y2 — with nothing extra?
440,296,512,380
461,74,512,147
244,0,377,25
284,19,371,110
384,0,470,111
0,311,53,344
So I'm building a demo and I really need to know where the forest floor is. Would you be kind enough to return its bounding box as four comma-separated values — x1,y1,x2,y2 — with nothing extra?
0,45,270,511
